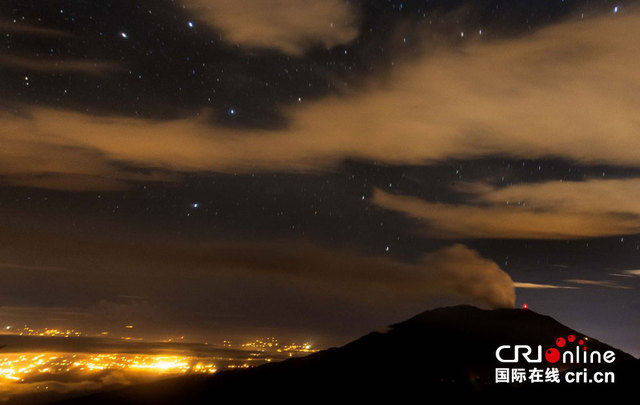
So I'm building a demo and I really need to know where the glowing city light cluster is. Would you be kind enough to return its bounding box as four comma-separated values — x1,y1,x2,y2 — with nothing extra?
4,326,84,338
0,353,217,384
239,337,317,353
241,337,280,349
280,343,315,353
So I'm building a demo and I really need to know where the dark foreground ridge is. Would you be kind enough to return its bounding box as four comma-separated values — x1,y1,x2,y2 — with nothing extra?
50,306,639,403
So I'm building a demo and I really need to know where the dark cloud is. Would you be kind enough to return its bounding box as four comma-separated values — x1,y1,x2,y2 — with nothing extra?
0,20,72,37
0,213,514,334
0,55,121,74
372,178,640,239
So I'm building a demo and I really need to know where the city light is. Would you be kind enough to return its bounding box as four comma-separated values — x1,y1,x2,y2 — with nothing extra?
0,353,218,384
5,327,84,338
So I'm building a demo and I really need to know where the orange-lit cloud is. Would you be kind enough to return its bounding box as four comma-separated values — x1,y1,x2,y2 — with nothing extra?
514,282,577,289
0,115,175,190
182,0,359,54
372,179,640,239
565,279,632,289
2,12,640,190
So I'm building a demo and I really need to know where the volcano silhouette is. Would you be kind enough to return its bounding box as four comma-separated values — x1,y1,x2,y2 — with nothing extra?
50,305,639,404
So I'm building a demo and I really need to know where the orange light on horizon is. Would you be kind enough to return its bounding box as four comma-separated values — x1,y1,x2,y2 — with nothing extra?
0,352,219,385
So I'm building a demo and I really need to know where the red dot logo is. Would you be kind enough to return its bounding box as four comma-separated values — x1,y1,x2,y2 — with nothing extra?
568,335,575,342
578,339,584,345
556,337,566,347
545,348,560,363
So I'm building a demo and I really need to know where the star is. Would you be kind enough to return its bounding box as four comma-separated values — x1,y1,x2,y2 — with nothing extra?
120,32,128,39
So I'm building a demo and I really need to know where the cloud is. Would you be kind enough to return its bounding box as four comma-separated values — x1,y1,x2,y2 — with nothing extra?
0,116,176,190
565,279,632,289
0,20,71,37
2,12,640,190
622,269,640,276
0,306,88,319
0,20,120,75
95,298,160,325
0,262,69,272
0,379,99,402
0,306,90,328
371,178,640,239
264,242,515,309
514,282,577,289
181,0,359,55
0,369,134,403
0,214,515,313
415,244,515,309
0,55,121,74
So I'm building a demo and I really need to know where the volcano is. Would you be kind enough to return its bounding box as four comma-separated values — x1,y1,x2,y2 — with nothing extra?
50,306,639,403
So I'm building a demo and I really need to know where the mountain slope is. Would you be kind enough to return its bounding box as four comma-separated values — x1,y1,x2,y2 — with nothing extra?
51,306,639,403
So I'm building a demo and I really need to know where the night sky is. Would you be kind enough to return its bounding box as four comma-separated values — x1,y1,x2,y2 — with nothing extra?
1,0,639,355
